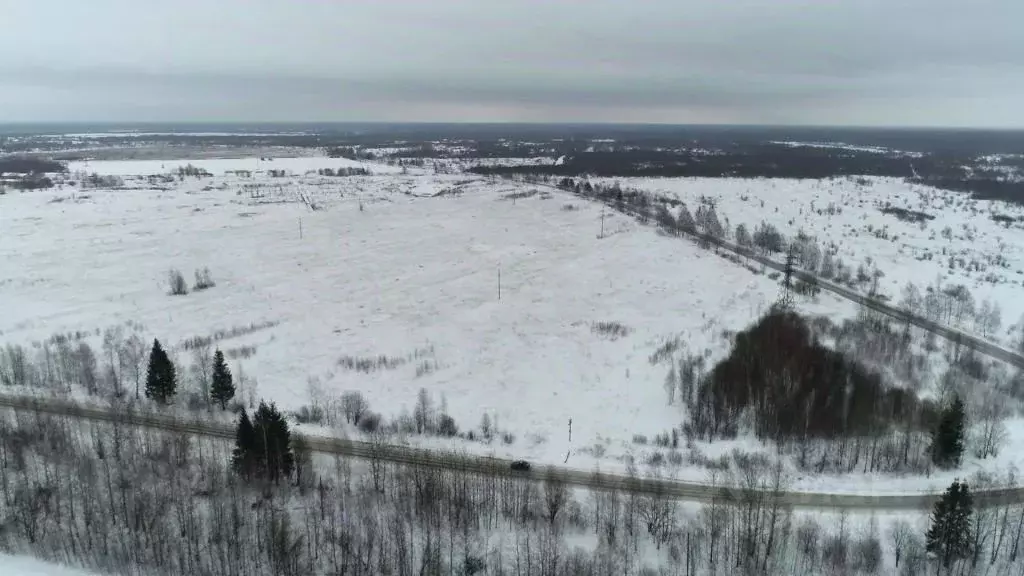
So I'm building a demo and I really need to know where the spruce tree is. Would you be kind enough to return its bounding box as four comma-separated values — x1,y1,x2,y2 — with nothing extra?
144,339,176,405
932,395,966,468
232,409,256,479
253,401,295,485
210,349,235,410
927,480,973,568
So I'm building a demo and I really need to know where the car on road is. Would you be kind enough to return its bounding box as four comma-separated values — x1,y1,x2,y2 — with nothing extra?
510,460,531,472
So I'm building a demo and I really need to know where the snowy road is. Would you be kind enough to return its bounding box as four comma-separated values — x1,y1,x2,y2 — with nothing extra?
3,393,1021,511
561,183,1024,371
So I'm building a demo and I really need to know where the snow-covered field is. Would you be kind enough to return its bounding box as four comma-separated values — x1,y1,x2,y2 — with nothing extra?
612,176,1024,346
5,156,1024,495
0,156,849,474
66,155,402,177
0,555,100,576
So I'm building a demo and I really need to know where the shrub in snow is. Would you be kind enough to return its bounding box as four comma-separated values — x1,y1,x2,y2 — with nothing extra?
168,269,188,295
357,412,382,433
437,414,459,437
667,450,684,467
193,267,215,291
294,405,326,425
591,321,631,340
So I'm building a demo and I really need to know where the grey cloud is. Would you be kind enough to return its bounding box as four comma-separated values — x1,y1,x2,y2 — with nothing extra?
1,0,1022,126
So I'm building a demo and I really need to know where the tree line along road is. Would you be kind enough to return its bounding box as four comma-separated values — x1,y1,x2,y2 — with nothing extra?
544,181,1024,371
2,393,1023,511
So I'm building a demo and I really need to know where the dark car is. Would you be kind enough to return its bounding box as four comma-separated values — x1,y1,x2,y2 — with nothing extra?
510,460,531,472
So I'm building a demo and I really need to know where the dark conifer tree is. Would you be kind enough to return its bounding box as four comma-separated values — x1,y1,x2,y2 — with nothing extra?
253,401,295,485
210,349,235,410
927,480,973,568
932,395,966,468
232,409,256,479
144,339,176,404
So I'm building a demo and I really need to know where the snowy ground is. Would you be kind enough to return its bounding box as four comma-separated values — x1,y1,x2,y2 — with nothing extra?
0,156,844,476
611,176,1024,346
4,156,1024,494
66,155,403,177
0,555,101,576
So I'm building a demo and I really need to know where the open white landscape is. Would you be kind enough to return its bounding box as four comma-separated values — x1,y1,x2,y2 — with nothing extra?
4,154,1024,497
0,157,842,466
614,176,1024,346
0,555,103,576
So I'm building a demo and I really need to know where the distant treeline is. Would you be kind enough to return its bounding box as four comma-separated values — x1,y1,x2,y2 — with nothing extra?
0,156,66,174
469,147,1024,204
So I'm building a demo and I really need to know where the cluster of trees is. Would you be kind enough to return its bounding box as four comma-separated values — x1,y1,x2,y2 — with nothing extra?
315,166,372,177
144,339,235,408
0,329,146,398
76,172,125,189
470,138,1024,205
232,401,295,485
303,381,502,445
4,397,1024,576
0,326,238,412
683,309,988,475
175,164,212,178
900,279,999,334
0,156,65,174
691,311,922,441
555,177,876,300
2,174,55,190
558,175,1009,350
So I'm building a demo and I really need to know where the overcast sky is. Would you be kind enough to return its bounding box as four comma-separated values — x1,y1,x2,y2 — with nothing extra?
1,0,1022,126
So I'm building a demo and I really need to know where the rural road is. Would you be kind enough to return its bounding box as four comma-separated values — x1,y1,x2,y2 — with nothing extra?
553,181,1024,371
2,393,1022,511
706,233,1024,371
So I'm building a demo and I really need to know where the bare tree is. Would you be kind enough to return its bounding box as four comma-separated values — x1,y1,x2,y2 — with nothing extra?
190,340,213,407
101,326,126,397
735,223,753,252
544,467,568,527
899,282,923,316
889,519,913,569
342,391,368,425
796,517,822,574
663,363,677,405
973,387,1008,459
638,469,677,548
122,332,147,399
414,387,433,434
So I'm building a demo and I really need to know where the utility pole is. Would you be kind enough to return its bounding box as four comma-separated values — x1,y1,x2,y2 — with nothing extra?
599,207,606,239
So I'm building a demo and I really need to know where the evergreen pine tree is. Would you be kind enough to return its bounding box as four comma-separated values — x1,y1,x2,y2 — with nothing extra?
927,480,973,568
144,339,176,405
210,349,235,410
232,409,256,479
932,395,966,468
253,401,295,485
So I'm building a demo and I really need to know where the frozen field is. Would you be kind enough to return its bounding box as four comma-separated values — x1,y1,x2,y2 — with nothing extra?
66,155,402,177
0,554,101,576
613,176,1024,346
5,157,1024,494
1,157,852,473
